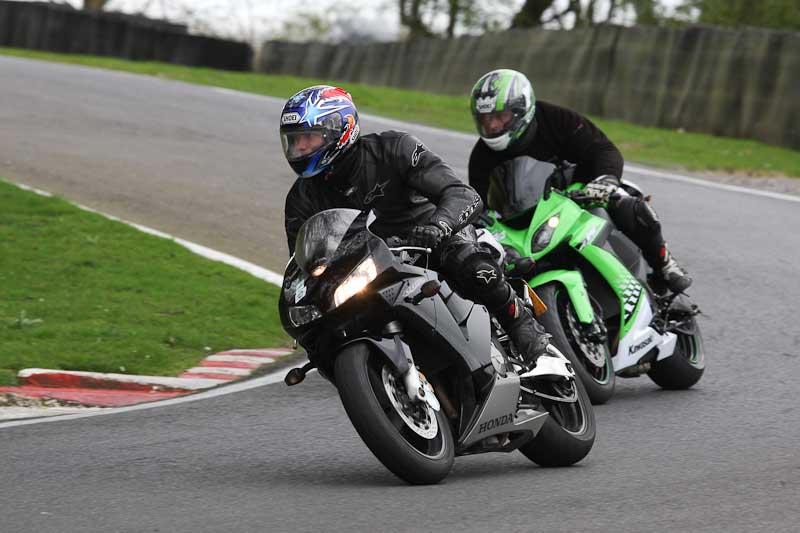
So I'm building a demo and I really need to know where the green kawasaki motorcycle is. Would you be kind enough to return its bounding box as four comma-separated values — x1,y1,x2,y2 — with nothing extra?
483,157,705,404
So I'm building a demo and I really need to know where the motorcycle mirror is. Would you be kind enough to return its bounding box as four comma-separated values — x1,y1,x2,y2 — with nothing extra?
284,368,305,386
408,280,441,304
284,362,315,386
421,280,441,297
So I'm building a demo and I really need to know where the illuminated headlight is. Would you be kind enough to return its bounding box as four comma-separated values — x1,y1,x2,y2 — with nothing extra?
531,215,559,252
333,257,378,307
288,305,321,327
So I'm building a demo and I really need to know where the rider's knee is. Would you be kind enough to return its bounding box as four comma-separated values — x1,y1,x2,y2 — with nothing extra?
610,195,661,234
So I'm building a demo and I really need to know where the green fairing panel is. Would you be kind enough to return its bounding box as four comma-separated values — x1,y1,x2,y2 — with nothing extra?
528,270,594,324
553,204,644,338
576,243,645,338
487,191,584,260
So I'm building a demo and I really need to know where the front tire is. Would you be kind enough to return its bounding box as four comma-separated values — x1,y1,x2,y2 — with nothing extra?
335,343,454,485
518,376,596,466
648,316,705,389
536,283,616,404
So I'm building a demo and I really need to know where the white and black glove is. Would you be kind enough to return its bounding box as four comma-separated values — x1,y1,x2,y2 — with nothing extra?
582,175,621,206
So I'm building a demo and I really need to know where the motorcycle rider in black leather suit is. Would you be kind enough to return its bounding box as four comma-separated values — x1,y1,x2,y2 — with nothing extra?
468,69,692,293
280,85,550,366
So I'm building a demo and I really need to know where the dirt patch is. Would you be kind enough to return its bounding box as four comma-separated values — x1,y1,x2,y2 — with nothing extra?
0,392,88,409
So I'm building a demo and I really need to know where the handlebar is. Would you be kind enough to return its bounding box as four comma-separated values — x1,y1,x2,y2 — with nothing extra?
388,245,433,254
385,236,432,254
566,190,594,203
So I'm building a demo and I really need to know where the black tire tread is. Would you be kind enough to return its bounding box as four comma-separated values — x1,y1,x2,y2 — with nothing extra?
647,323,705,389
334,343,454,485
518,378,596,466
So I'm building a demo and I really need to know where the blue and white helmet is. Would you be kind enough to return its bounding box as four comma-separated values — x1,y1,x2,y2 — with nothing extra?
279,85,360,178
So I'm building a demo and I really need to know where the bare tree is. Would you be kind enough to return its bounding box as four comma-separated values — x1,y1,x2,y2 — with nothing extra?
511,0,554,28
512,0,670,29
399,0,436,38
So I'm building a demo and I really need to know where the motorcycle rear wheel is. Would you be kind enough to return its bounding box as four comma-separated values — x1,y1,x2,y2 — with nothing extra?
648,316,705,389
335,342,454,485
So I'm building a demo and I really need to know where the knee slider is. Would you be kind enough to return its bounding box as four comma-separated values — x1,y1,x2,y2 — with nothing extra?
456,253,505,302
633,198,661,232
611,195,661,234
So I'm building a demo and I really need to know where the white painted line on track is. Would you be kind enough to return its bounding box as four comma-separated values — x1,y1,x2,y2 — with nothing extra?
0,364,307,430
625,164,800,204
184,366,251,376
205,355,276,364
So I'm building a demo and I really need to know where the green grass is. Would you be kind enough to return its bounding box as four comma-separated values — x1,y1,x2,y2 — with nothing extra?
2,46,799,177
0,180,289,386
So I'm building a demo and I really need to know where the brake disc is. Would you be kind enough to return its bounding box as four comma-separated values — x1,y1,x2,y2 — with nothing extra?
565,305,606,368
382,366,438,439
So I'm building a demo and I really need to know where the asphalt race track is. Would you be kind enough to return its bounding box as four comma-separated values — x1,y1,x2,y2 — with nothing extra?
1,56,799,532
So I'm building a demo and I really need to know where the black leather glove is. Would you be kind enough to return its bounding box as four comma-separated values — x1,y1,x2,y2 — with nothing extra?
503,246,536,278
408,225,444,250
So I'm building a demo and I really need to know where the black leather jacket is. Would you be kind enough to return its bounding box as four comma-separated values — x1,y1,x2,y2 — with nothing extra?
285,130,482,253
468,100,624,207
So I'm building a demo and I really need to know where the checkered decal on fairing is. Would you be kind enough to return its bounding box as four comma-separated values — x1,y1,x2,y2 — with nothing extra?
620,277,643,322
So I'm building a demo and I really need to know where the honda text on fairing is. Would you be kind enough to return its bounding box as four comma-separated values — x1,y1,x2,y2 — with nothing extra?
483,157,704,404
280,208,595,485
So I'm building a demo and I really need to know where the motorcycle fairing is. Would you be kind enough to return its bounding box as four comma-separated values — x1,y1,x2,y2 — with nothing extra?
609,296,677,370
458,369,548,450
389,269,494,374
528,269,595,324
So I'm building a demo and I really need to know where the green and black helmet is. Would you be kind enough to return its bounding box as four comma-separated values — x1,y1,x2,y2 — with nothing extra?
470,69,536,151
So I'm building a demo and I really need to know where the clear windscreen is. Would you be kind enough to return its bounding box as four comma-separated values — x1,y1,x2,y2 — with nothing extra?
294,208,369,274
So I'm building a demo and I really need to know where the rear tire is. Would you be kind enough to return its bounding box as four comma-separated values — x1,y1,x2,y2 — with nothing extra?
335,343,454,485
519,377,596,466
648,317,705,389
536,283,615,404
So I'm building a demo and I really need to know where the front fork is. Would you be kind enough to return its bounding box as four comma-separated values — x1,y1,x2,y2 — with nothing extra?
381,320,441,412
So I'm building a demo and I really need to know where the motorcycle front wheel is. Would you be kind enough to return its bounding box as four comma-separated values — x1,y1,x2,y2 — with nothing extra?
536,282,616,404
334,342,454,485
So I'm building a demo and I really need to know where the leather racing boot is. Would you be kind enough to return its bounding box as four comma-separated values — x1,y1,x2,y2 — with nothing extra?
496,294,551,368
658,244,692,293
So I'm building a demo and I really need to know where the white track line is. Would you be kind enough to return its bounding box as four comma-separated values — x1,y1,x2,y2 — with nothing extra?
183,366,251,376
205,355,276,364
625,164,800,203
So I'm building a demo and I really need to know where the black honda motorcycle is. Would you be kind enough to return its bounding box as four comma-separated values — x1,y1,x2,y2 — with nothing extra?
280,208,595,485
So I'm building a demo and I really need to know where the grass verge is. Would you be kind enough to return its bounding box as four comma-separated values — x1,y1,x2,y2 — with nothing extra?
2,46,799,177
0,180,289,386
